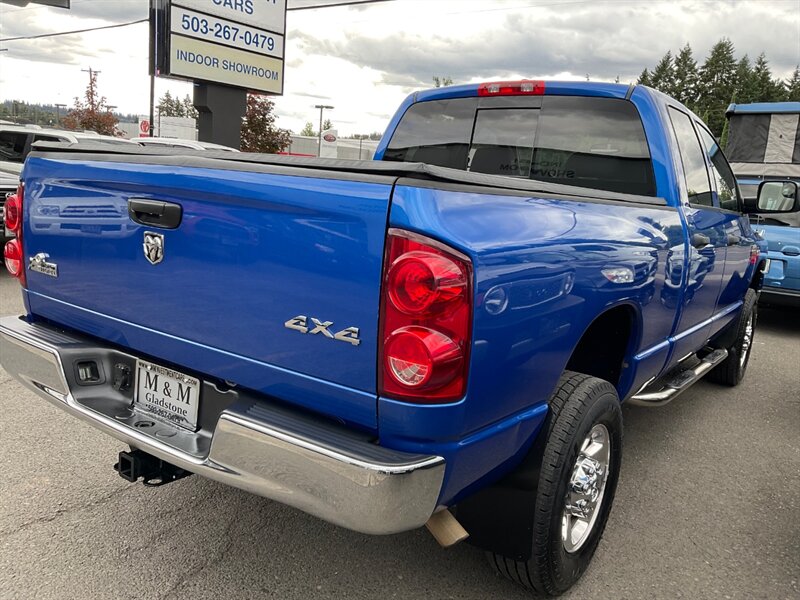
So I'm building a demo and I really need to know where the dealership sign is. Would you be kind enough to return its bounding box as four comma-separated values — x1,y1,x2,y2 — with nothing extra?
150,0,286,94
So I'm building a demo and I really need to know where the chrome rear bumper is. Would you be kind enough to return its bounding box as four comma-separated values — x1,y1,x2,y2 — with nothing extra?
0,315,445,535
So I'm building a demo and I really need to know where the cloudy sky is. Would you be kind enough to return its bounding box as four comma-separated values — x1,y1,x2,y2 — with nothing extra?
1,0,798,136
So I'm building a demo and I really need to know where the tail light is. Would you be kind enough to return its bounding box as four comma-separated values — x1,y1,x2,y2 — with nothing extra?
4,183,26,286
478,80,545,96
749,244,760,265
379,229,472,403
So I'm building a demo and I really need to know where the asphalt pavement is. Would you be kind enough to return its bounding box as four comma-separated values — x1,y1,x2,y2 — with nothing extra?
0,269,798,599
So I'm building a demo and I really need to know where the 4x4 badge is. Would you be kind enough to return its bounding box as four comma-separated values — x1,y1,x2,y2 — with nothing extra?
143,232,164,265
284,315,361,346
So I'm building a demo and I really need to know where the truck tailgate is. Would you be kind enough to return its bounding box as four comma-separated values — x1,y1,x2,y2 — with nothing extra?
20,154,395,430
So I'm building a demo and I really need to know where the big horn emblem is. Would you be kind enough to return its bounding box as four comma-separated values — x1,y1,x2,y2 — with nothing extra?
143,232,164,265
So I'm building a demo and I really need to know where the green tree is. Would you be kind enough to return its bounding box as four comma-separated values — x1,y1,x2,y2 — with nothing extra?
157,91,177,117
786,65,800,101
157,92,197,118
733,55,757,104
697,38,738,136
751,53,786,102
650,51,676,96
432,76,454,88
672,44,700,107
322,118,333,131
720,118,731,150
181,94,198,119
240,94,291,153
62,70,119,136
300,121,316,137
637,68,652,86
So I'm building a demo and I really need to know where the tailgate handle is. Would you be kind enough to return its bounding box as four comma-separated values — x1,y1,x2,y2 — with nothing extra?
128,199,182,229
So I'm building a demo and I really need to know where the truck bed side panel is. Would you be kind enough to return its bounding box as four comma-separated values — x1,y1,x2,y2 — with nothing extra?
380,183,682,502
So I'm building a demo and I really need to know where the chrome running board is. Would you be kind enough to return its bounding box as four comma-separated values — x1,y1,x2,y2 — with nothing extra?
628,348,728,407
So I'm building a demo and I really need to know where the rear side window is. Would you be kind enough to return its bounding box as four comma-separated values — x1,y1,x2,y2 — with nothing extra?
0,131,29,163
669,108,713,207
384,96,656,196
695,126,739,211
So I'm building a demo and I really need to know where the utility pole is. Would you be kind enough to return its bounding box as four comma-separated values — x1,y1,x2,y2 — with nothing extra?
81,68,101,114
149,74,155,137
81,67,101,83
314,104,334,157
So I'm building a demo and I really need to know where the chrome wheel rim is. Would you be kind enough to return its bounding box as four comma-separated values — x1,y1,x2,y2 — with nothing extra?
562,424,611,553
739,311,754,368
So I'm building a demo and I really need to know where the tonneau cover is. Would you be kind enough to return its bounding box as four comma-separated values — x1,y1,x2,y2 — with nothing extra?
30,141,668,207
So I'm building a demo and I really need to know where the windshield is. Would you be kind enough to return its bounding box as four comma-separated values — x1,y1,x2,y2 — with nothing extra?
383,95,656,196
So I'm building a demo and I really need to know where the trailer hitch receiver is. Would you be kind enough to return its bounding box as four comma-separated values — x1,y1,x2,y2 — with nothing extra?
114,449,192,487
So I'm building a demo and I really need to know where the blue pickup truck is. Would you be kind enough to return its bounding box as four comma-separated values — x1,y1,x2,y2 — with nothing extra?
726,102,800,307
2,81,798,596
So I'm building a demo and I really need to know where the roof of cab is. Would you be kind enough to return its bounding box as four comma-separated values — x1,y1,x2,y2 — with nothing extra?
726,102,800,116
414,80,634,103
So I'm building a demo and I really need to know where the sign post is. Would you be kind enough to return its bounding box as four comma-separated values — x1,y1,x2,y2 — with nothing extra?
149,0,287,147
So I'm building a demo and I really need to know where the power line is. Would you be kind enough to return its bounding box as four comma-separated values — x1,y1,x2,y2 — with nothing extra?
0,1,398,43
288,0,397,10
0,18,147,43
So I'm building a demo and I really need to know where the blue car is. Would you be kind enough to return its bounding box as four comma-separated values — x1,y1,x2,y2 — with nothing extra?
726,102,800,307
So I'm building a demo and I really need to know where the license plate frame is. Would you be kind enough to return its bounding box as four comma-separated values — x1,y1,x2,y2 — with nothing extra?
134,359,200,431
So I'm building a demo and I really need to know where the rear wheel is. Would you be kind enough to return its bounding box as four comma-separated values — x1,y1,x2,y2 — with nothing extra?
708,288,757,386
488,371,623,596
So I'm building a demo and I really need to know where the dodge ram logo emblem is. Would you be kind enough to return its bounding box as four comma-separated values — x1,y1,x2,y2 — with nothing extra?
143,232,164,265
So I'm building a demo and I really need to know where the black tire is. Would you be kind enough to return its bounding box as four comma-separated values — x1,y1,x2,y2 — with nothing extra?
488,371,623,596
708,288,757,387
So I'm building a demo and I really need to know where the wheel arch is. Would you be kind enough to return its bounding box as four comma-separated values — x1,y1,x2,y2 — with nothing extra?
750,258,768,291
565,302,640,397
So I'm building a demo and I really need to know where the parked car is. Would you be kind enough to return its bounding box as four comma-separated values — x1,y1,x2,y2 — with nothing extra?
0,125,139,167
0,124,78,165
726,102,800,307
135,137,240,152
72,132,140,147
2,81,796,596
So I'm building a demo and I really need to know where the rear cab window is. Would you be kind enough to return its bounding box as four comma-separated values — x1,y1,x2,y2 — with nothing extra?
383,95,656,196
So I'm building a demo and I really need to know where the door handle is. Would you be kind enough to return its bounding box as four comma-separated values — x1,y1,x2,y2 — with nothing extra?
128,199,182,229
726,234,741,246
782,245,800,257
691,233,711,249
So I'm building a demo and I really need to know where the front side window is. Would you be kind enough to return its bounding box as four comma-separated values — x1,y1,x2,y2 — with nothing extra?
669,108,713,207
695,125,739,211
385,95,656,196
